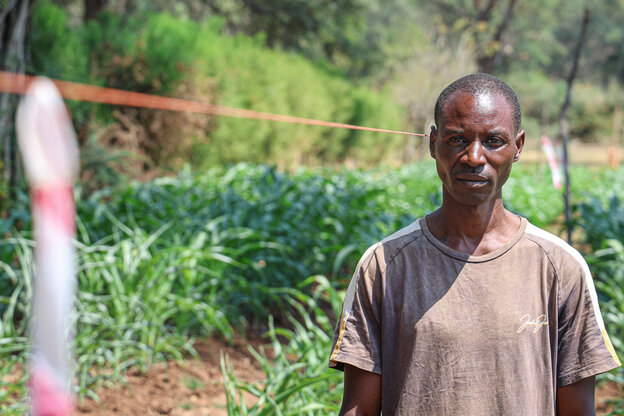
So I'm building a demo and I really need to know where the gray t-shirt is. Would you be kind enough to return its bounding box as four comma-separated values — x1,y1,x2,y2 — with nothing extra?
329,217,620,415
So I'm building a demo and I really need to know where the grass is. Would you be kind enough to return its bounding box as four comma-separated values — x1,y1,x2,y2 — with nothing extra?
0,162,623,414
221,276,343,415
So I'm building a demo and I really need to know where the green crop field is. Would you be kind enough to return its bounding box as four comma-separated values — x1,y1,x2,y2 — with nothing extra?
1,162,623,414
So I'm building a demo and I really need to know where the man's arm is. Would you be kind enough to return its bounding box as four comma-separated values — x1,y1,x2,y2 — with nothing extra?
339,364,381,416
556,376,596,416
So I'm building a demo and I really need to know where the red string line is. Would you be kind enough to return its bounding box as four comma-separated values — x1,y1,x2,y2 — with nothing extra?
0,71,428,137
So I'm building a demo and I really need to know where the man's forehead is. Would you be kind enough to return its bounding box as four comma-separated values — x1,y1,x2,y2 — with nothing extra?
443,90,505,109
440,91,513,127
473,92,496,113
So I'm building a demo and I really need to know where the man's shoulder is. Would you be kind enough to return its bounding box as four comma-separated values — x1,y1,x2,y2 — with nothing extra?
376,218,427,256
356,218,426,271
522,221,588,272
380,218,425,247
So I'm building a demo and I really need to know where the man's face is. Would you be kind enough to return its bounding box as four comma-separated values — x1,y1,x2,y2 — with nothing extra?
429,91,525,207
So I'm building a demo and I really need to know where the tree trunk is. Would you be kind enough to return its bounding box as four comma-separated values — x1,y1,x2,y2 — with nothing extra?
477,0,517,73
475,0,497,23
559,8,590,244
84,0,107,22
0,0,31,206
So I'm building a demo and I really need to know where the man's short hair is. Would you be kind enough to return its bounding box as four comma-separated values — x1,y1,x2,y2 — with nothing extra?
434,73,522,133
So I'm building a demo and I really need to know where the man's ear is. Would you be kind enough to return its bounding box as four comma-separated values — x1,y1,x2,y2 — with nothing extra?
513,129,525,162
429,126,437,159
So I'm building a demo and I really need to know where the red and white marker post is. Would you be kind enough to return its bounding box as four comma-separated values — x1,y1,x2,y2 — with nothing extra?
541,135,562,190
16,78,79,416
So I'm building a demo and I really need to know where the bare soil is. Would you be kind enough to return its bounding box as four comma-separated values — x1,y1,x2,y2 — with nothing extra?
76,337,266,416
73,336,623,416
596,380,624,416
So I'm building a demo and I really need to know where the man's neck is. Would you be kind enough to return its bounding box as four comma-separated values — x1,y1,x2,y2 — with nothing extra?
426,192,520,256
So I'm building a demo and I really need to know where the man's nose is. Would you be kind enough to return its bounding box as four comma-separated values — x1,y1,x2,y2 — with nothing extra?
462,140,486,167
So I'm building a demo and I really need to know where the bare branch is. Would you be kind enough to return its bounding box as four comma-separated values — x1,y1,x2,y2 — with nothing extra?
560,7,591,244
476,0,498,22
477,0,517,72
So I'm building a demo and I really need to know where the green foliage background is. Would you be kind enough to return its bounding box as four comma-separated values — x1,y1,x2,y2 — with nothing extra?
29,2,405,172
2,0,624,413
1,163,624,413
27,0,624,177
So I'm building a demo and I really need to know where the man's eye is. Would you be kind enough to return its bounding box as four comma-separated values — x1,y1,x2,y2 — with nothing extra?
449,136,465,144
485,137,503,146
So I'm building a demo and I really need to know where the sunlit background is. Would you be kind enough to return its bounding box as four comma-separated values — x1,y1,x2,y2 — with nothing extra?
1,1,623,414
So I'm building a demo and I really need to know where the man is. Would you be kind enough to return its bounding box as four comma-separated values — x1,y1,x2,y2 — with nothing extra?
328,73,620,415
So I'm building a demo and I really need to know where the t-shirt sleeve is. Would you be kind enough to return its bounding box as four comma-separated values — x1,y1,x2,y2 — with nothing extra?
328,244,383,374
556,254,621,387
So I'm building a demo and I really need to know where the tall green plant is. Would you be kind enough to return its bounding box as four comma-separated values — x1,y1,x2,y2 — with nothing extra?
575,189,624,382
2,162,623,409
221,276,343,415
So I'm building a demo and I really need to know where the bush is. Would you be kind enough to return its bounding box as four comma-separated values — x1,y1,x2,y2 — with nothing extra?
28,7,407,172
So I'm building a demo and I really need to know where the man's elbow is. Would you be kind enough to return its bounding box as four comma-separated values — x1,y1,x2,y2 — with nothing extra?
339,404,381,416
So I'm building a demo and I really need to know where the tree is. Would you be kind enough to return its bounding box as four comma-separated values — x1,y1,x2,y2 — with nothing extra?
0,0,32,204
391,34,476,161
204,0,370,76
475,0,517,73
425,0,518,73
559,8,590,244
84,0,106,22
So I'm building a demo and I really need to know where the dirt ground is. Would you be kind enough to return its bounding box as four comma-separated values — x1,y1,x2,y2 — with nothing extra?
73,336,623,416
76,337,266,416
597,381,624,416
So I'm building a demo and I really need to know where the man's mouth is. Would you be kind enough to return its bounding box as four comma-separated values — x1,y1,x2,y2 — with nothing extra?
455,174,489,187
